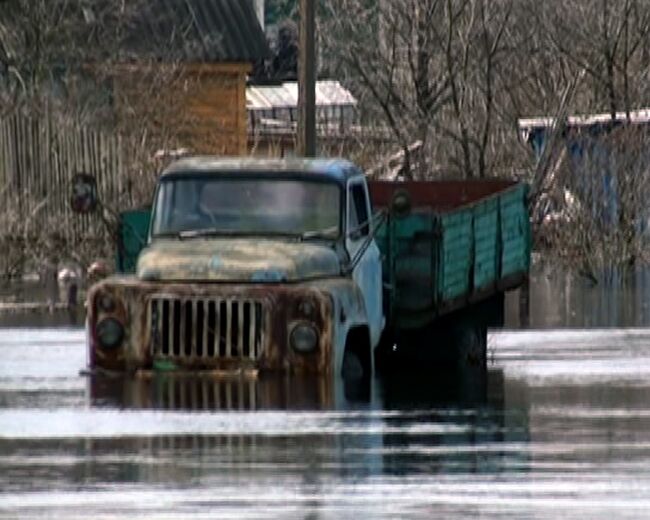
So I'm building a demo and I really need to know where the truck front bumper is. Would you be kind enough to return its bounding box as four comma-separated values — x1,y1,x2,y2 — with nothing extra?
87,280,335,374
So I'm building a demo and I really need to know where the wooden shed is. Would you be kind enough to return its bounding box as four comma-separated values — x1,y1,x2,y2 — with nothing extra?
0,0,269,154
112,0,270,155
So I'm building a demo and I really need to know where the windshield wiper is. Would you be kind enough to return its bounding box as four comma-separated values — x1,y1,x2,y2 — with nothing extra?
152,232,179,239
300,225,339,240
178,228,240,239
178,228,302,240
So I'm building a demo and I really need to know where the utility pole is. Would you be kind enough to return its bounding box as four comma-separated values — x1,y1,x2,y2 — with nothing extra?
297,0,316,157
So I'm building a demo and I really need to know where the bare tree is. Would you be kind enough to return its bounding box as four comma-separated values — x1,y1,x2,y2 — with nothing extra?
540,0,650,118
321,0,515,179
321,0,449,178
320,0,650,269
436,0,513,179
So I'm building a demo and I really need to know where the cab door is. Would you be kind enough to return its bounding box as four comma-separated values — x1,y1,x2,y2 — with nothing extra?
346,176,384,347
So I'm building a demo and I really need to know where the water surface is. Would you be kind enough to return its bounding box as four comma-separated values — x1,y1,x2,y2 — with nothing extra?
3,265,650,518
2,325,650,518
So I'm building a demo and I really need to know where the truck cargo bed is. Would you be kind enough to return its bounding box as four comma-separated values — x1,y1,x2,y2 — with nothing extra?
369,180,530,331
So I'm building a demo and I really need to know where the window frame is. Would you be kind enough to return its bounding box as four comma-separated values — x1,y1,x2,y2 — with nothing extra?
346,175,371,240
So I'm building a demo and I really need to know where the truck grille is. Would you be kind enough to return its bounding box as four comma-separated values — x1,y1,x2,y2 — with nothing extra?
149,297,265,361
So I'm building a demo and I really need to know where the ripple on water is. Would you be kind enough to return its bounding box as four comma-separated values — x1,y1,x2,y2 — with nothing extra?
1,328,650,518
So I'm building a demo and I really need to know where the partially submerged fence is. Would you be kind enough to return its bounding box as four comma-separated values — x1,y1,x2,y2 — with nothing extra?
0,113,157,276
1,113,124,239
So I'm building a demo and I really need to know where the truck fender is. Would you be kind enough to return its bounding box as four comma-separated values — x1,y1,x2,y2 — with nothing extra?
341,326,372,380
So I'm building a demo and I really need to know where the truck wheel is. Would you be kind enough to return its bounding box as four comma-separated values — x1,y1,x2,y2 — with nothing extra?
341,328,372,380
454,323,487,369
342,350,364,380
373,331,395,374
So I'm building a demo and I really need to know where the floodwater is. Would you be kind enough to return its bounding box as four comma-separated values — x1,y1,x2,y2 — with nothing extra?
3,265,650,518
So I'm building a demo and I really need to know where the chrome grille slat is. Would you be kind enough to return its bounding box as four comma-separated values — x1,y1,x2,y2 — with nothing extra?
212,301,219,358
238,302,244,357
191,300,198,357
179,301,186,356
155,300,163,356
248,301,256,360
168,300,175,357
202,301,209,358
225,300,232,357
149,296,264,361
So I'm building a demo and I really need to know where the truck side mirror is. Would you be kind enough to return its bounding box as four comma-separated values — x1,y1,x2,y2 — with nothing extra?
391,189,411,218
71,173,98,214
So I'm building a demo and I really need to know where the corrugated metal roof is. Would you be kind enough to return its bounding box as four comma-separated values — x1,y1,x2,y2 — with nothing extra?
0,0,269,66
246,81,359,135
125,0,270,62
247,81,357,110
519,108,650,131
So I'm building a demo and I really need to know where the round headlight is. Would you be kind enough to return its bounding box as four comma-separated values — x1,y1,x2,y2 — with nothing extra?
298,300,315,317
290,323,318,354
96,318,124,349
97,293,116,313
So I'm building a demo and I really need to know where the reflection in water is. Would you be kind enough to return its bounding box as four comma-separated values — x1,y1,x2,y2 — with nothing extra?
0,327,527,518
0,280,83,328
506,261,650,328
88,365,507,413
0,366,527,519
5,262,650,518
90,373,337,411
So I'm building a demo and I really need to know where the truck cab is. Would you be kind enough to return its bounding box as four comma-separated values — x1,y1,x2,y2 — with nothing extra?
87,157,384,376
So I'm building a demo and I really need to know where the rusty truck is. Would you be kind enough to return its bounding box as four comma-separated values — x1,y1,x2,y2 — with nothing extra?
84,157,530,377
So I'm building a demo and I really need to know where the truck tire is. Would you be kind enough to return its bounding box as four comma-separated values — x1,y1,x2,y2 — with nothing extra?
341,350,364,380
373,330,396,373
454,323,487,369
341,327,372,380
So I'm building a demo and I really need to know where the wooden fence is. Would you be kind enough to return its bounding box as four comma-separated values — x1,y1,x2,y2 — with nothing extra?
0,113,160,273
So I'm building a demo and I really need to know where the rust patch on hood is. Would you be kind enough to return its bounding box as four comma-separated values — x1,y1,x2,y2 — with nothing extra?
137,238,341,282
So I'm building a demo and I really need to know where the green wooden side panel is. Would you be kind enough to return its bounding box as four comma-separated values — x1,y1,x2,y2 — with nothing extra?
117,209,151,274
499,185,530,278
376,182,530,331
377,211,438,330
473,198,499,291
438,210,473,301
390,213,436,313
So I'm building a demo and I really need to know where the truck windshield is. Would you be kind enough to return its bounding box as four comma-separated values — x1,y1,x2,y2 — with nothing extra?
151,177,341,239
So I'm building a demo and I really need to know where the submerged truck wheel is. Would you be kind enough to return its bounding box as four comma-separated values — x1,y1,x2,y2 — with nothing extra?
342,351,364,380
453,322,487,369
341,327,372,380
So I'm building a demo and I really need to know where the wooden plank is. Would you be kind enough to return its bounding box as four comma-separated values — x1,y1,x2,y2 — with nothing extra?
0,119,8,211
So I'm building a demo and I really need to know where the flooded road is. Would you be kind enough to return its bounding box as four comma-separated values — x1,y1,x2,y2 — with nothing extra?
3,265,650,518
2,326,650,518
